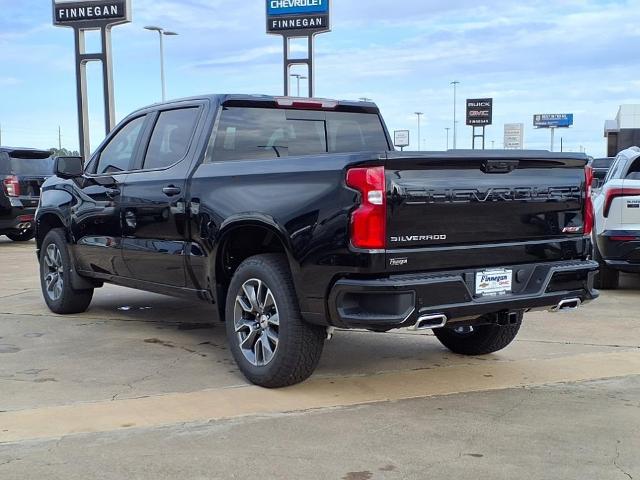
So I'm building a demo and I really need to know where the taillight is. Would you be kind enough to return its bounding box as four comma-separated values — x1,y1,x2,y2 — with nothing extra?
610,236,639,242
583,166,594,236
346,166,386,249
604,187,640,218
3,176,20,197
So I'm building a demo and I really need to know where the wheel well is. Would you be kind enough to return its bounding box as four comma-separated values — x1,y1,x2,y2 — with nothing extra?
215,225,288,319
36,214,65,250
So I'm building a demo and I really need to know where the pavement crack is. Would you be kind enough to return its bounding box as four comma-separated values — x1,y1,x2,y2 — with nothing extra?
614,440,633,480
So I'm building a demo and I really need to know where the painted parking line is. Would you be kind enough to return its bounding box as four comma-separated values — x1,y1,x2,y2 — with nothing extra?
2,350,640,444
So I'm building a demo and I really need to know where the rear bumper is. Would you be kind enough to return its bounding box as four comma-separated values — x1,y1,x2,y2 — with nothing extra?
0,200,37,232
597,232,640,273
328,260,599,330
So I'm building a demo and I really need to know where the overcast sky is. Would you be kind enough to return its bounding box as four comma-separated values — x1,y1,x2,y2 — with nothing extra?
1,0,639,156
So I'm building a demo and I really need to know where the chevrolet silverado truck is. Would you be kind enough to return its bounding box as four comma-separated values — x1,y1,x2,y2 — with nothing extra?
36,95,599,387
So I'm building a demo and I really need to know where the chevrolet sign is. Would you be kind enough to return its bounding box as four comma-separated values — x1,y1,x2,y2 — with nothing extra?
266,0,331,34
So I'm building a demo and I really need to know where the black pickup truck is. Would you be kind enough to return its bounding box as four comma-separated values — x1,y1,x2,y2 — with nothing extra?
36,95,599,387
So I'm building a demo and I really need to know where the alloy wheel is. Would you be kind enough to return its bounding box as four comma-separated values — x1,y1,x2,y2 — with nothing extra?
233,278,280,367
43,244,64,301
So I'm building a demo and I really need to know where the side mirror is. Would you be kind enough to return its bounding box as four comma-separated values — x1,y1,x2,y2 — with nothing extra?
55,156,84,179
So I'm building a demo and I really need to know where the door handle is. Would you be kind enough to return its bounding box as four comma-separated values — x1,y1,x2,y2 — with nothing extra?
105,188,120,199
162,186,182,197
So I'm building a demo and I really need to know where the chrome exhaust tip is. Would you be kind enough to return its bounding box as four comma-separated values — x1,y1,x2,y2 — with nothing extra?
551,298,582,313
408,314,448,331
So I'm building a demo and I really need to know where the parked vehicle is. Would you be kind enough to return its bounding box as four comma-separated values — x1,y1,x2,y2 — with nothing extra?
590,157,615,188
592,147,640,289
36,95,599,387
1,148,53,242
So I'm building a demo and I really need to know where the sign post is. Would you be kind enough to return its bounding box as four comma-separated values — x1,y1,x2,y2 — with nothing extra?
533,114,574,152
266,0,331,98
52,0,132,159
466,98,493,150
394,130,410,152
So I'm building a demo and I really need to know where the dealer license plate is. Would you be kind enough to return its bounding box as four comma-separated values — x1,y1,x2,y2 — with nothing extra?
475,269,513,296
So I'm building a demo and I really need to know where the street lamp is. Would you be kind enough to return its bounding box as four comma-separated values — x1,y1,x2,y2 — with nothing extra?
359,97,373,102
445,127,451,150
289,74,308,97
414,112,424,151
144,26,179,102
450,81,460,149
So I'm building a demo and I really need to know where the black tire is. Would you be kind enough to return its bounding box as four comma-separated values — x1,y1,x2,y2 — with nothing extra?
39,228,93,314
225,254,325,388
433,314,522,356
593,238,620,290
6,230,35,242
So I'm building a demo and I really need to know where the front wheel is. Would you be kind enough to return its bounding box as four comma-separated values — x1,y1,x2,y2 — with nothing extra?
433,314,522,356
39,228,94,314
225,254,325,388
6,229,35,242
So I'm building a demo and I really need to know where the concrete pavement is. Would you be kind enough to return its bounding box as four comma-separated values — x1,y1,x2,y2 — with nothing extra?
1,236,639,479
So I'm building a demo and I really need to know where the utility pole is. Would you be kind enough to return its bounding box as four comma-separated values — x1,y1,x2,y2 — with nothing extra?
414,112,424,151
451,81,460,149
144,26,179,102
550,126,556,152
445,127,451,150
58,126,62,150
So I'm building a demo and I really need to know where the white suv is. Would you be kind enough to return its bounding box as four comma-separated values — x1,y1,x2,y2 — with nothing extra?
592,147,640,289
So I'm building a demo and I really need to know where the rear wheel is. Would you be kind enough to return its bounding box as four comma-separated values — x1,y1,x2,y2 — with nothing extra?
593,237,619,290
6,229,35,242
225,254,325,388
39,228,93,314
433,314,522,356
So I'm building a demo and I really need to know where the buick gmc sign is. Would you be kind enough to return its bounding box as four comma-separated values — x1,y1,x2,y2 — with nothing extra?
466,98,493,126
266,0,331,34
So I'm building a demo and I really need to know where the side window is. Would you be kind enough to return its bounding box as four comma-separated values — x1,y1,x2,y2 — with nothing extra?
96,116,146,174
626,157,640,180
143,108,200,170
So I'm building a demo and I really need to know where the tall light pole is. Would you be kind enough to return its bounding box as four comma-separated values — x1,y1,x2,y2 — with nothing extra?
144,26,179,102
450,81,460,149
445,127,451,150
290,74,308,97
414,112,424,151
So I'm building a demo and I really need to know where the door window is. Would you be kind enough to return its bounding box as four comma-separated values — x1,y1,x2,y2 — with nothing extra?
96,116,146,174
143,108,201,170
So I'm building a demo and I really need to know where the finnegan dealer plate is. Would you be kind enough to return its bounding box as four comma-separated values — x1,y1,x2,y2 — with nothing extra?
475,269,513,296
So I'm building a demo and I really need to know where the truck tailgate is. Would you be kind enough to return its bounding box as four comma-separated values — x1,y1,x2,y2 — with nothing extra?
385,152,589,256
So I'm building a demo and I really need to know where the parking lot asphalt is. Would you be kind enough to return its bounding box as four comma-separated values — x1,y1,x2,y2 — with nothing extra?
1,237,639,479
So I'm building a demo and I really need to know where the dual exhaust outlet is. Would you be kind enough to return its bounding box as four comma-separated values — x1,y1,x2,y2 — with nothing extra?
409,297,582,331
16,222,32,231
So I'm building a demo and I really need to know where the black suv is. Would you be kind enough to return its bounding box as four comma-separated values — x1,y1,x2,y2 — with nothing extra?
1,148,53,242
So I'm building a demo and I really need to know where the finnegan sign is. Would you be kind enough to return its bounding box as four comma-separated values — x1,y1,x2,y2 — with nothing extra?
266,0,331,34
53,0,130,27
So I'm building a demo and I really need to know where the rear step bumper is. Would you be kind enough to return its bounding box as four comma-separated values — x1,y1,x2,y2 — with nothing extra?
328,260,599,330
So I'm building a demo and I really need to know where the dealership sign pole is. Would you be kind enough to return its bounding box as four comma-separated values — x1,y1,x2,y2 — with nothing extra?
466,98,493,150
52,0,132,159
533,114,574,152
266,0,331,98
